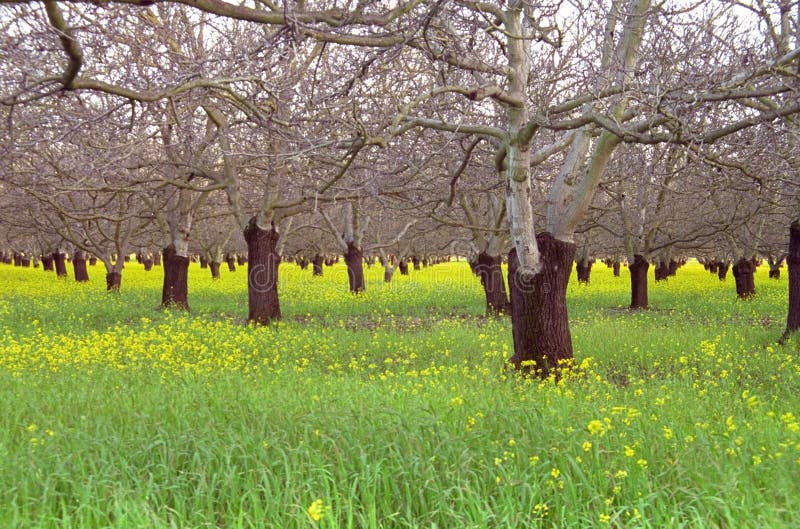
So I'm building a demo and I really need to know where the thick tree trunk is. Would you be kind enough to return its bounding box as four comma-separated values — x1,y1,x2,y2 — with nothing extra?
237,254,247,266
613,261,620,277
784,222,800,339
476,251,510,315
200,256,208,269
143,255,154,271
42,255,54,271
298,256,309,270
768,257,783,279
732,258,756,299
575,259,593,284
312,254,324,276
73,251,89,282
629,254,649,310
154,253,161,266
106,271,121,292
53,252,68,278
507,233,576,377
210,261,221,280
244,218,281,325
398,259,409,275
384,267,394,283
412,256,421,270
668,259,679,277
161,245,190,310
89,256,97,266
225,254,236,272
344,242,365,293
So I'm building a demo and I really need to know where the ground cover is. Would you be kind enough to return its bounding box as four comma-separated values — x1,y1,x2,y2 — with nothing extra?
0,261,798,528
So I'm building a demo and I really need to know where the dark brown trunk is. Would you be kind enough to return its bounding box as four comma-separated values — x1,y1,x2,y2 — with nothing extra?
200,256,208,269
312,254,324,276
629,254,649,310
244,217,281,325
20,255,30,267
784,222,800,339
53,252,68,278
668,259,679,277
153,253,161,266
398,259,409,275
210,261,221,279
708,261,719,274
42,255,54,271
575,259,593,284
732,258,756,299
89,256,97,266
298,256,309,270
384,267,394,283
717,262,730,281
768,257,783,279
161,245,190,310
225,254,236,272
344,242,365,293
106,271,121,292
412,256,420,270
237,254,247,266
73,252,89,282
613,261,620,277
476,251,510,315
325,257,335,267
143,256,154,271
507,233,575,377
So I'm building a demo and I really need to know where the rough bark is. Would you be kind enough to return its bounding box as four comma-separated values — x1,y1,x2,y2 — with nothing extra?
717,262,730,281
613,261,620,277
143,255,154,271
476,251,510,315
784,222,800,339
106,271,121,292
312,254,324,276
244,217,281,325
161,245,190,310
73,251,89,282
89,256,97,266
732,258,756,299
412,256,421,270
398,259,409,275
200,256,208,269
225,254,236,272
507,233,576,377
629,254,649,310
53,252,68,278
654,260,669,282
42,255,54,271
344,242,365,293
297,256,309,270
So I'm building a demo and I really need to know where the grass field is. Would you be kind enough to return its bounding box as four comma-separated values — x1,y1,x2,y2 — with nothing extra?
1,260,798,528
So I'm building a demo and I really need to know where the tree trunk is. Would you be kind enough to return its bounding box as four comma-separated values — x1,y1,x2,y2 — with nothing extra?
42,254,54,271
629,254,649,310
575,259,593,284
344,242,365,293
53,252,68,278
384,266,394,283
161,245,190,310
89,256,97,266
298,256,309,270
225,254,236,272
732,258,756,299
210,261,221,280
312,254,323,276
412,256,420,270
237,254,247,266
654,260,669,282
769,257,783,279
668,259,679,277
613,261,620,277
73,251,89,282
398,259,409,275
200,256,208,269
507,233,576,377
717,262,730,281
106,271,121,292
143,255,154,271
244,217,281,325
784,222,800,339
153,253,161,266
476,251,510,315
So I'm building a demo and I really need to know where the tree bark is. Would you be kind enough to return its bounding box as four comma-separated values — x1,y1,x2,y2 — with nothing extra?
225,254,236,272
53,252,68,278
42,254,54,271
143,255,154,271
717,262,730,281
344,242,365,293
200,256,208,269
784,222,800,339
507,233,576,377
73,251,89,282
398,259,409,275
106,271,121,292
244,217,281,325
161,245,190,310
575,258,593,284
654,260,669,282
732,258,756,299
312,254,324,276
412,256,421,270
89,256,97,266
209,261,221,279
476,251,510,315
613,261,621,277
629,254,649,310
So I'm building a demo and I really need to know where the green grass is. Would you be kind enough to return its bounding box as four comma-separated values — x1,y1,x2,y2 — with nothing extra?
1,260,798,528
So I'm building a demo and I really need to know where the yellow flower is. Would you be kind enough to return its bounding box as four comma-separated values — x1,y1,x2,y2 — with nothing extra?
662,426,673,440
726,416,736,432
582,441,592,452
624,445,635,457
550,468,560,479
307,499,325,521
599,513,611,523
636,459,648,469
587,420,605,435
